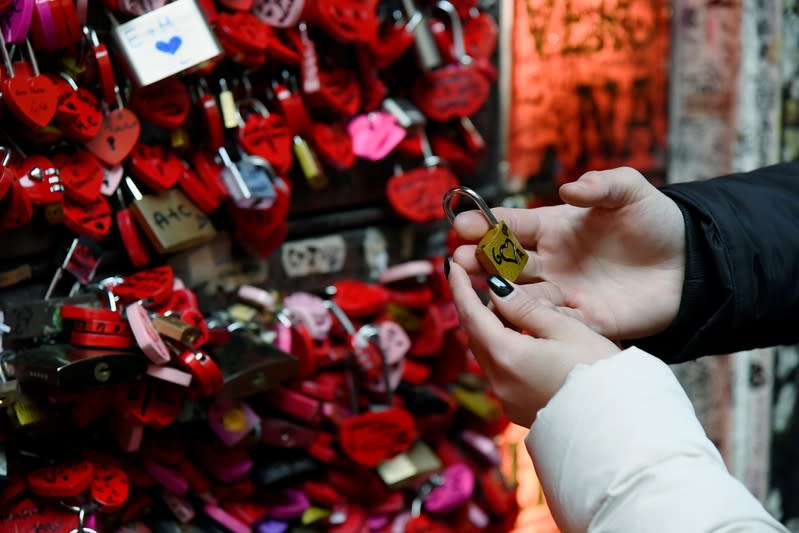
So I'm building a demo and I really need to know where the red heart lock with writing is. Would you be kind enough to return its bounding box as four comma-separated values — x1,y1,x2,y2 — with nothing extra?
411,64,490,121
119,379,184,428
15,154,63,205
85,108,141,166
53,149,103,205
59,89,104,142
129,144,182,192
3,72,58,129
387,166,459,223
27,460,94,498
112,266,174,306
312,0,378,44
431,134,479,176
238,113,293,176
234,220,288,260
333,279,389,318
311,122,355,170
62,195,112,240
0,498,79,533
338,407,416,467
371,20,415,70
92,463,130,511
131,78,191,131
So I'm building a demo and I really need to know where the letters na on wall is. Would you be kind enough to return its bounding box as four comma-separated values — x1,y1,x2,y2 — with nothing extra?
507,0,670,187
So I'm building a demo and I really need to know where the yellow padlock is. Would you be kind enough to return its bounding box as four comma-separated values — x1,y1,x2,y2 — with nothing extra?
443,186,528,282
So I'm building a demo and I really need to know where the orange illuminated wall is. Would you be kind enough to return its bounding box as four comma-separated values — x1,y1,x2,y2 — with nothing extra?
508,0,670,187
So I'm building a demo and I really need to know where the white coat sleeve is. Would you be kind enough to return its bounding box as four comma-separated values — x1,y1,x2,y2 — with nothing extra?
525,346,787,533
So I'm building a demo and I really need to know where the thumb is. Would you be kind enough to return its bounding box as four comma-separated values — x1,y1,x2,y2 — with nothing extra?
559,167,651,209
485,275,580,340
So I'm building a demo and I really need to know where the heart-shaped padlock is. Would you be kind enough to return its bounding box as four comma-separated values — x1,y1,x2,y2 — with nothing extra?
348,112,405,161
129,144,182,192
62,196,112,240
310,122,355,170
216,11,271,54
15,154,63,205
59,89,104,142
192,150,229,201
53,149,103,205
91,463,130,510
84,109,141,166
312,0,378,44
3,71,58,129
333,279,389,318
268,28,302,65
27,460,94,498
219,0,253,9
237,107,293,176
111,266,174,307
387,166,459,223
463,10,497,60
131,78,191,130
338,407,415,467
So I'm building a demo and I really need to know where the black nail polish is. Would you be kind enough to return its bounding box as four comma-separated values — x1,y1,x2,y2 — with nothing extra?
444,257,451,278
487,275,513,297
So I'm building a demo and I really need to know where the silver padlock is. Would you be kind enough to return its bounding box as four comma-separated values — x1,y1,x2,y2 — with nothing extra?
382,98,426,129
110,0,223,87
217,146,277,209
402,0,443,71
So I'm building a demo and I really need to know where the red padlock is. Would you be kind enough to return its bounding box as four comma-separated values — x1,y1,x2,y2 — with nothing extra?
130,78,191,131
91,463,130,511
310,121,355,170
111,266,174,307
62,195,111,240
237,99,293,176
178,163,221,215
53,149,103,206
27,460,94,498
128,144,183,192
118,378,183,428
14,153,63,205
1,39,58,129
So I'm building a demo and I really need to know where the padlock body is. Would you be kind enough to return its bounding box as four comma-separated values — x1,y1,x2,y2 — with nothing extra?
130,189,217,254
474,221,528,282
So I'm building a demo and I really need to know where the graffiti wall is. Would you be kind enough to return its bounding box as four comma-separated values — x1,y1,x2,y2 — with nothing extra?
508,0,670,187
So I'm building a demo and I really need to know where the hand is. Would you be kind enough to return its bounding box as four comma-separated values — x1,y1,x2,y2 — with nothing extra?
447,261,620,427
453,167,685,340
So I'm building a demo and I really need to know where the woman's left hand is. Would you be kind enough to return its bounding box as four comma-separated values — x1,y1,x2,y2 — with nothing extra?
447,259,621,427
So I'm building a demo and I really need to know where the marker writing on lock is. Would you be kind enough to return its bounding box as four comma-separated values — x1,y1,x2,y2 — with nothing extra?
150,203,210,230
122,15,177,49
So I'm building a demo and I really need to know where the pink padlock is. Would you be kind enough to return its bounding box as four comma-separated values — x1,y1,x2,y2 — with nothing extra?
127,302,170,365
238,284,277,311
270,488,310,520
376,260,433,285
207,399,260,447
283,292,332,341
111,414,144,453
142,457,189,496
348,112,406,162
467,503,490,529
2,0,34,44
367,515,389,531
147,364,193,387
365,321,408,394
205,455,253,484
101,165,124,196
423,463,474,514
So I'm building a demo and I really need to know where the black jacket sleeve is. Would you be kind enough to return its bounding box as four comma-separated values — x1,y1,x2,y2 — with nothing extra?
625,162,799,364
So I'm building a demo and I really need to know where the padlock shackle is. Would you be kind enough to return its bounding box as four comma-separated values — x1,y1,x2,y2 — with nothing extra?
442,186,499,226
433,1,471,64
23,39,40,76
0,32,15,77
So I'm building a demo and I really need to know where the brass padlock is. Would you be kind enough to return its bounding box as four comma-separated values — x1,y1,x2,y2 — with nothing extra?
443,186,528,282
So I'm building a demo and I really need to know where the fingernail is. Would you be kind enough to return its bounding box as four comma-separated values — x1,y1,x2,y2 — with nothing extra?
487,275,513,297
444,257,451,278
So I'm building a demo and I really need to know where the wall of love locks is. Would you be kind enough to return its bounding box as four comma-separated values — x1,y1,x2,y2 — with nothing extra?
0,0,533,532
0,0,676,531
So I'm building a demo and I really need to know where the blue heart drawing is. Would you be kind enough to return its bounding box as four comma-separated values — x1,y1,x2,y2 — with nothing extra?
155,36,182,55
